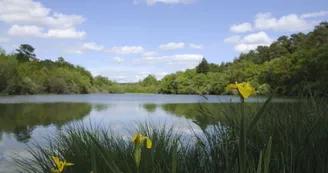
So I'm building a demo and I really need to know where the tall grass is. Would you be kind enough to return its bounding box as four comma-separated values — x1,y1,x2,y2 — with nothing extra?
13,96,328,173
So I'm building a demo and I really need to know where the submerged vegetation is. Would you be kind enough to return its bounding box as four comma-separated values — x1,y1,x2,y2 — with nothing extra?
1,22,328,96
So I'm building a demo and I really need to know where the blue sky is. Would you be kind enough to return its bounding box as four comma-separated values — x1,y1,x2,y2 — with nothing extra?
0,0,327,82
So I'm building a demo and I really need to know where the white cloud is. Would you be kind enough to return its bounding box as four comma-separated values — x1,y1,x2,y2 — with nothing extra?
254,13,277,30
46,28,85,39
227,11,325,53
133,0,196,5
229,11,324,33
234,31,273,53
0,0,85,29
254,12,315,32
189,43,204,49
0,37,10,43
113,57,125,63
82,42,104,51
90,54,202,83
234,44,265,53
8,25,45,37
135,72,168,81
230,23,253,33
141,51,159,57
66,44,142,55
134,54,202,65
159,42,185,50
43,13,85,29
8,25,86,39
224,35,240,44
300,11,328,19
105,46,144,55
154,72,168,79
242,31,272,44
64,42,104,54
64,49,84,55
89,68,166,83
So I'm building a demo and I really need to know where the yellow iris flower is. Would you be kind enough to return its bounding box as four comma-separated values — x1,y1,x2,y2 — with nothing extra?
132,132,152,169
226,82,255,99
132,132,152,149
51,156,74,173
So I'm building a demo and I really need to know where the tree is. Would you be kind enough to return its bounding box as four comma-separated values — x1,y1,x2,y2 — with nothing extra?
192,73,208,94
0,55,19,94
208,63,221,72
141,75,158,86
196,58,209,74
16,44,36,62
159,74,178,94
0,47,6,56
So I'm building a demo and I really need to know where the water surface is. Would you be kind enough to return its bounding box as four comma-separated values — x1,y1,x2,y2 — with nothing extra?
0,94,283,172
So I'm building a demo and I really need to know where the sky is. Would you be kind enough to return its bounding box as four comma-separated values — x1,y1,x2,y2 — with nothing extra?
0,0,327,82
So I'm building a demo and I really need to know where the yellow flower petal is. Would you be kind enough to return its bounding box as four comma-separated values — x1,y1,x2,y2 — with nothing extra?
226,81,255,99
132,132,141,144
144,137,152,149
51,168,59,173
51,156,74,173
52,156,61,168
65,162,74,166
59,161,65,172
226,83,238,91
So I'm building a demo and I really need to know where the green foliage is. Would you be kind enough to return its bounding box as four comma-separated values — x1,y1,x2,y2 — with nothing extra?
196,57,209,74
157,22,328,96
0,45,115,95
141,75,158,86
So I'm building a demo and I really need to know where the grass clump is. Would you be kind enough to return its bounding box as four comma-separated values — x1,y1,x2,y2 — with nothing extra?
13,94,328,173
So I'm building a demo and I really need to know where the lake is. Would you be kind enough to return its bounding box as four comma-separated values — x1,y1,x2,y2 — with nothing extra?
0,94,287,172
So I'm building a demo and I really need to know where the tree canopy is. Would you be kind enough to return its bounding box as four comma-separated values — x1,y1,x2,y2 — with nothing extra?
196,58,209,74
0,46,116,95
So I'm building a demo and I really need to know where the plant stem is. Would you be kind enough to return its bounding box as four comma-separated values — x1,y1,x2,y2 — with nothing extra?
239,97,246,173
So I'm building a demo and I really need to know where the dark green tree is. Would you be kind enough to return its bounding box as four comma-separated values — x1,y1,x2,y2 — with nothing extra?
196,57,209,74
16,44,36,62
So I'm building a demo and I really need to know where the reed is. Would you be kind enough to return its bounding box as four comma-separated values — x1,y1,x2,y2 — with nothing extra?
13,95,328,173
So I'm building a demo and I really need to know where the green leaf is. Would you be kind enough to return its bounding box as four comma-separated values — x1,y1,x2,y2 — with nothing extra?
247,87,278,134
87,132,122,173
264,136,272,173
172,142,178,173
256,151,263,173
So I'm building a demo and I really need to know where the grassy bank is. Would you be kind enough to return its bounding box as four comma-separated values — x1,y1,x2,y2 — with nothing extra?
13,96,328,173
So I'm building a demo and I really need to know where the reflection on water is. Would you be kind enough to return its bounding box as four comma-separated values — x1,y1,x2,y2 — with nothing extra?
141,104,157,113
92,104,111,112
0,103,92,143
0,102,225,152
0,94,277,173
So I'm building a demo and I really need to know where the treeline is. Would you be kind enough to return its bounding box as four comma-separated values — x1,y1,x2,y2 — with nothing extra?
1,22,328,96
0,44,117,95
137,22,328,96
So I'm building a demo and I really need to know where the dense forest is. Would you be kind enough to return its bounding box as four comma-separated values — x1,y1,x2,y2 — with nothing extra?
0,44,116,95
1,22,328,96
